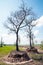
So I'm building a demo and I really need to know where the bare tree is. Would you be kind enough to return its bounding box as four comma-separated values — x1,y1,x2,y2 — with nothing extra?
0,37,3,47
4,1,33,51
31,33,35,47
26,16,37,49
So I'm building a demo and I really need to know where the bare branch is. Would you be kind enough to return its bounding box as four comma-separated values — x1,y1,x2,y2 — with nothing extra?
20,24,27,28
4,23,16,33
8,17,17,28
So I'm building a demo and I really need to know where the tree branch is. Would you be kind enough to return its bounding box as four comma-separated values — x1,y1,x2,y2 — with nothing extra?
4,24,16,33
8,17,17,28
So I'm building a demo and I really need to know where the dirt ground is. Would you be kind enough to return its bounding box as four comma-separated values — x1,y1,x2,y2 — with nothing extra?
0,46,43,65
0,59,43,65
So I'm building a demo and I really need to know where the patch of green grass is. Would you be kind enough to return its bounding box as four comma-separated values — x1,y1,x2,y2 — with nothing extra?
0,46,16,58
0,45,24,65
0,45,24,58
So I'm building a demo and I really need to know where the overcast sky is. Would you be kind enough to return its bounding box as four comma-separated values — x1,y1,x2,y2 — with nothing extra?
0,0,43,45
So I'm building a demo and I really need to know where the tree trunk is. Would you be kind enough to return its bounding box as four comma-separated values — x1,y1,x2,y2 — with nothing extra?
16,31,19,51
0,38,3,47
32,37,34,47
30,32,32,49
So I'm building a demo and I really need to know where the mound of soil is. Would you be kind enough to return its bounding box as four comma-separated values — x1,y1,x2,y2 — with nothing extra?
26,47,38,53
5,50,30,63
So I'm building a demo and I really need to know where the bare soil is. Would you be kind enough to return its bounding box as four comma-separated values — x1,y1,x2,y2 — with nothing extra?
1,58,43,65
0,46,43,65
2,50,30,63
